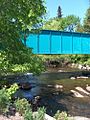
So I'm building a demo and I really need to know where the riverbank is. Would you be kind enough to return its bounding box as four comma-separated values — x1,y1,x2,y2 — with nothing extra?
0,113,90,120
69,116,90,120
1,67,90,80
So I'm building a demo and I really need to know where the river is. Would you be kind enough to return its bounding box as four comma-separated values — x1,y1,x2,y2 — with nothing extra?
0,69,90,118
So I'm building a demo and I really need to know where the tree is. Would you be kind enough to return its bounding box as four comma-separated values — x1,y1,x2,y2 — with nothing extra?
83,7,90,33
0,0,46,51
43,15,80,31
76,23,84,33
0,0,46,75
57,6,62,18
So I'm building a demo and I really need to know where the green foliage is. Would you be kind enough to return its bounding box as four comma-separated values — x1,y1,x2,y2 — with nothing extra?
76,23,84,33
15,98,46,120
0,88,10,114
0,51,10,75
24,107,46,120
63,55,90,64
0,50,45,75
0,0,46,76
43,18,60,30
83,7,90,33
11,62,45,75
60,15,80,31
24,108,33,120
0,0,46,51
0,83,19,114
86,59,90,65
40,54,90,67
43,15,80,31
15,98,31,115
0,85,46,118
54,111,68,120
33,107,46,120
6,83,19,100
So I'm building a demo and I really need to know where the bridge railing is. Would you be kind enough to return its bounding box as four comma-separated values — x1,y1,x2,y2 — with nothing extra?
25,30,90,54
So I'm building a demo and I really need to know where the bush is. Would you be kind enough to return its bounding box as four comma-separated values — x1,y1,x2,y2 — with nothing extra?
33,107,46,120
0,88,10,114
15,98,31,115
40,54,90,67
86,59,90,65
54,111,68,120
0,50,45,75
6,83,19,100
24,108,33,120
24,107,46,120
15,98,46,120
0,51,10,75
0,84,19,114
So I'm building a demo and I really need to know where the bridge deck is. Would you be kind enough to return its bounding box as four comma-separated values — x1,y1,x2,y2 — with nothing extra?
26,30,90,54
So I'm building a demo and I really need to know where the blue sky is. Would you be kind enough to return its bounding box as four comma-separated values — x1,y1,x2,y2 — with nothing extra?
45,0,89,22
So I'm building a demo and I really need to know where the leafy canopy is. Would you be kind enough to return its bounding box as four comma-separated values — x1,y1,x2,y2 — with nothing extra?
83,7,90,33
0,0,46,50
0,0,46,75
43,15,80,31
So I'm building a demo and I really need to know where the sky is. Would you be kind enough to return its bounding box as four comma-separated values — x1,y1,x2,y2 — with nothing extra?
46,0,89,23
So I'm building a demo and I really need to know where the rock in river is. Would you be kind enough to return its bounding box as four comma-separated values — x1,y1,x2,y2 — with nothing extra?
18,82,32,90
70,90,84,98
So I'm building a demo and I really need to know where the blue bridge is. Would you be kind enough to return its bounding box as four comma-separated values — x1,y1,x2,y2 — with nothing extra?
25,30,90,54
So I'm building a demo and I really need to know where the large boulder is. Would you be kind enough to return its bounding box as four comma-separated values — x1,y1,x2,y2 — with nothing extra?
18,82,32,90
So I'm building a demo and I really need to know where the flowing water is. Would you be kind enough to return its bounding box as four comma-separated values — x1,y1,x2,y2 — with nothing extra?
1,70,90,118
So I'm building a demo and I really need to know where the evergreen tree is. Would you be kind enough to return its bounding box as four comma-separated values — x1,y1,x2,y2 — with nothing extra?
83,7,90,33
57,6,62,18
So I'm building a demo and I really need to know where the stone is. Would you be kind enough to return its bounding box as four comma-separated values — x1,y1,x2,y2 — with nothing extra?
19,82,32,90
24,73,33,75
55,84,63,89
77,76,88,79
75,87,90,95
47,84,53,87
58,70,63,72
86,86,90,92
45,114,56,120
78,64,83,69
70,77,76,80
33,112,56,120
70,90,84,98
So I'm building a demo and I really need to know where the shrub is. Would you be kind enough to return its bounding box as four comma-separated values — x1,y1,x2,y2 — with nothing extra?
6,83,19,100
24,106,46,120
0,84,19,114
0,51,10,75
86,59,90,65
24,108,33,120
33,107,46,120
15,98,46,120
54,110,68,120
0,88,10,114
15,98,31,115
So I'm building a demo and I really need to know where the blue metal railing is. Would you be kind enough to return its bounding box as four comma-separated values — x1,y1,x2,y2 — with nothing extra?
25,30,90,54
